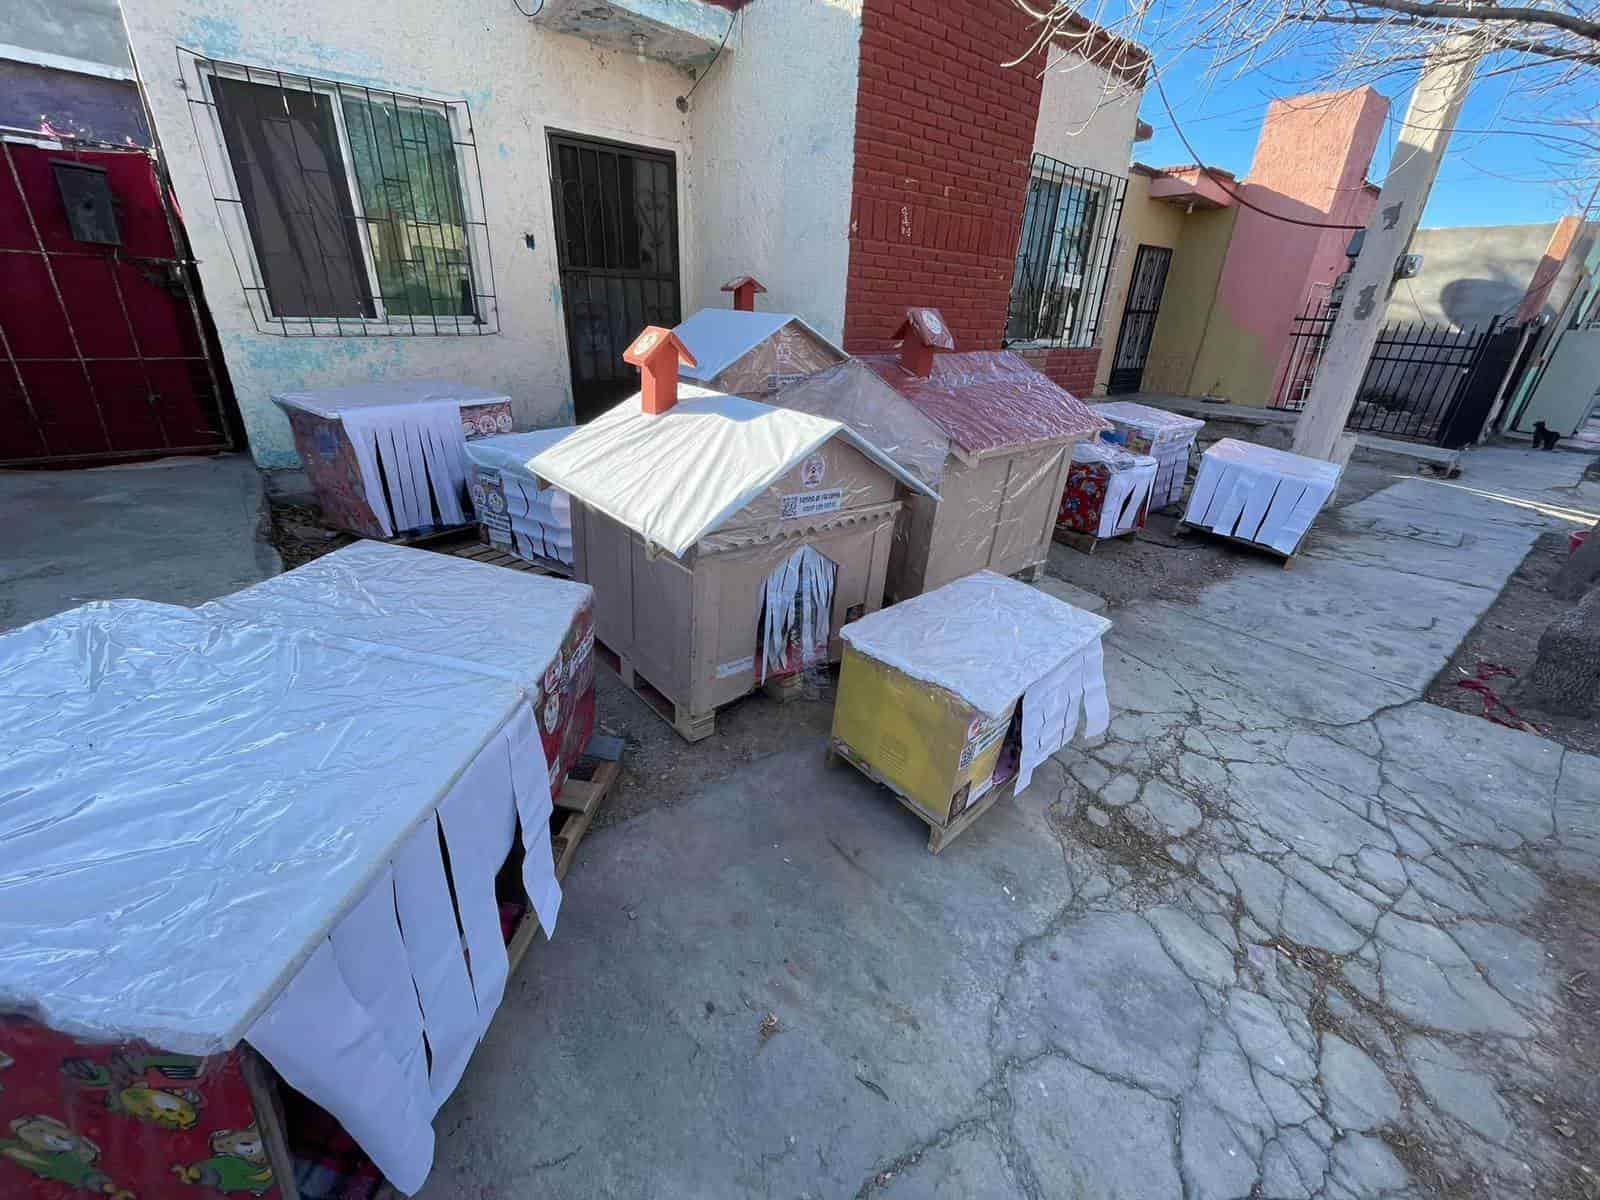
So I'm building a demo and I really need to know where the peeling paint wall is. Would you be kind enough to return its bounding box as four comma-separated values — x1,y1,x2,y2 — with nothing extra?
121,0,696,467
686,0,862,341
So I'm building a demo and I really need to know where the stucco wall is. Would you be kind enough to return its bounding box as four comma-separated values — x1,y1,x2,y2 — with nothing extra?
686,1,861,341
122,0,697,467
1031,46,1141,179
1093,171,1184,392
1385,222,1561,330
1139,206,1236,395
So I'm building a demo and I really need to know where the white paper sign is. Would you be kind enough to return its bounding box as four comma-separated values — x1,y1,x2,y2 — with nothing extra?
780,489,844,520
716,654,756,679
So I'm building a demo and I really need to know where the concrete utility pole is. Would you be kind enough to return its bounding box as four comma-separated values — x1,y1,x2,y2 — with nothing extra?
1292,35,1481,460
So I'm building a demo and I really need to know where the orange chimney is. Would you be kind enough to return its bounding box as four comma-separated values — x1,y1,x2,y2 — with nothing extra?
721,275,767,312
892,307,955,378
623,326,698,415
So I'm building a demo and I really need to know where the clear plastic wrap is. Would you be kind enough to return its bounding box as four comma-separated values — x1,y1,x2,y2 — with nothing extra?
1183,437,1342,555
861,349,1108,457
528,388,935,558
675,309,846,397
466,428,577,568
1091,400,1204,509
1059,440,1159,539
769,359,951,490
272,379,513,421
0,600,526,1055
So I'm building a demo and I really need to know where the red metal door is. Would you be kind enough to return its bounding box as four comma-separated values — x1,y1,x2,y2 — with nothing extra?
0,139,233,466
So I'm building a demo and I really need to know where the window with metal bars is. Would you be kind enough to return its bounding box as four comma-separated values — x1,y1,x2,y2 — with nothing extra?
180,50,496,336
1005,155,1127,349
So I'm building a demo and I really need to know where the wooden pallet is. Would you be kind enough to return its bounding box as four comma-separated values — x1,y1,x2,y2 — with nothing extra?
1176,521,1296,567
1052,525,1138,555
425,533,572,578
826,739,1015,854
594,636,716,743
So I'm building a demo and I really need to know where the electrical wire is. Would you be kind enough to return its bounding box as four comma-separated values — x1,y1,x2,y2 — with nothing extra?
1152,73,1368,231
677,9,735,110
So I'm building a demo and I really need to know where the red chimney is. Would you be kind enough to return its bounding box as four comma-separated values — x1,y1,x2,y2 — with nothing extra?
624,326,698,415
892,307,956,378
721,275,767,312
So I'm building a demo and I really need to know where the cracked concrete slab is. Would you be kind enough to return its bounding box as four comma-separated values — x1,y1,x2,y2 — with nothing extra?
417,446,1600,1199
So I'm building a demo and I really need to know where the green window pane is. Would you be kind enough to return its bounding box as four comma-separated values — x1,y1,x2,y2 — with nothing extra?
340,97,474,319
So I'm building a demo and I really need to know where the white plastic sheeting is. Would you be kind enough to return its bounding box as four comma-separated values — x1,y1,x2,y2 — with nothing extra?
840,571,1110,793
1072,440,1158,538
1183,437,1342,555
529,389,937,558
674,309,841,383
759,546,838,682
0,592,568,1194
1092,401,1205,510
273,380,505,537
0,599,524,1054
200,539,591,698
466,429,578,567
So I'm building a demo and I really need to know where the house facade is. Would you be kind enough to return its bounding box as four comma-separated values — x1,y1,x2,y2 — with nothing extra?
107,0,1148,469
1093,87,1387,409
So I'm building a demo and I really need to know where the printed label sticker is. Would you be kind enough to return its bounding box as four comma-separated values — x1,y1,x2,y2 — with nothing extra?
715,654,755,679
780,488,844,520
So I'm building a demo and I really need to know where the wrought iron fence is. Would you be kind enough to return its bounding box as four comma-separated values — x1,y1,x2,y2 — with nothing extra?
1276,301,1499,443
1005,154,1126,349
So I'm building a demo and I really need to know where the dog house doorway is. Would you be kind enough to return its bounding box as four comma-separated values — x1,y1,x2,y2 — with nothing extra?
547,132,681,423
759,547,839,682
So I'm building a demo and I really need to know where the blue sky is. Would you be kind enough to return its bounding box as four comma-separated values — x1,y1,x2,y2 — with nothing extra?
1136,51,1589,228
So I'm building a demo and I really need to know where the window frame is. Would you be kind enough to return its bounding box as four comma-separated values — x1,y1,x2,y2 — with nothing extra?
180,49,497,338
1005,156,1127,352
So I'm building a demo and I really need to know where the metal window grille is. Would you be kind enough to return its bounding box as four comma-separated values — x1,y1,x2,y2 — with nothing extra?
1005,154,1127,349
179,49,497,337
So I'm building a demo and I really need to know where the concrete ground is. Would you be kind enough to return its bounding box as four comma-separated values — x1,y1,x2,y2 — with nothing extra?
422,445,1600,1200
0,454,279,631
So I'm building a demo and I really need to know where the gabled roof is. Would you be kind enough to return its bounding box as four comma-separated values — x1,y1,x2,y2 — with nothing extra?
673,308,843,383
861,349,1108,457
529,386,937,558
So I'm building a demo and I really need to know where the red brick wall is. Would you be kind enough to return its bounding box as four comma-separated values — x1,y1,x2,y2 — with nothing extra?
1015,347,1099,397
842,0,1046,354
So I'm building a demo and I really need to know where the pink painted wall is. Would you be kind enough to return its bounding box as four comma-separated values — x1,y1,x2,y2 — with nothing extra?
1202,88,1388,407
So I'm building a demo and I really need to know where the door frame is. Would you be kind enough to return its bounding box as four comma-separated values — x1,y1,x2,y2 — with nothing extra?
545,129,683,423
1107,243,1173,395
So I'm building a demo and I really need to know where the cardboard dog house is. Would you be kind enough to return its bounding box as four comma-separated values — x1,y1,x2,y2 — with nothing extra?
273,379,514,538
809,309,1108,600
526,326,936,742
673,292,846,399
0,578,581,1197
1056,439,1159,542
1090,400,1204,511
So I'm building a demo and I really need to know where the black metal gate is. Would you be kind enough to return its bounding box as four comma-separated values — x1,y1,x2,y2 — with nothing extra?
1108,244,1172,394
1275,301,1515,445
547,132,679,423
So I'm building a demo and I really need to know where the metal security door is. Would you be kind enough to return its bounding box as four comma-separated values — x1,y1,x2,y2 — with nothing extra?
548,133,680,422
1107,244,1172,394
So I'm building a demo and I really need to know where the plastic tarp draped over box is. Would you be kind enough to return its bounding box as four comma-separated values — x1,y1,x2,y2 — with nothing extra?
770,359,951,491
1091,401,1205,510
273,380,511,537
862,350,1108,458
529,388,936,558
674,309,846,396
465,428,577,567
1062,440,1158,539
1183,437,1342,555
0,596,562,1194
839,571,1111,792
